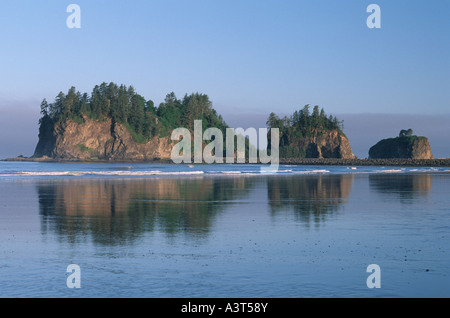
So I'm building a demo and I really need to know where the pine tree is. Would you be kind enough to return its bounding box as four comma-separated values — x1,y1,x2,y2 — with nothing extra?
312,105,320,128
266,112,279,128
129,94,145,134
80,93,90,116
40,99,49,117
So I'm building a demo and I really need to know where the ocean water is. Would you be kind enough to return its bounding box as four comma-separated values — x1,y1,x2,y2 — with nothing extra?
0,161,449,298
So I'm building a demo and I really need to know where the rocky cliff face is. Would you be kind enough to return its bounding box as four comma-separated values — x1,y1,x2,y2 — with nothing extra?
33,117,173,161
33,117,355,161
369,136,434,159
286,130,355,159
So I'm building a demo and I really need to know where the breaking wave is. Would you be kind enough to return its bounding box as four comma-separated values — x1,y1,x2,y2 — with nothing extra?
0,163,449,178
1,170,205,177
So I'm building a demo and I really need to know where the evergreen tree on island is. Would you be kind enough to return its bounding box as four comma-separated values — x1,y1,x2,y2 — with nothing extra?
266,105,351,159
38,82,228,144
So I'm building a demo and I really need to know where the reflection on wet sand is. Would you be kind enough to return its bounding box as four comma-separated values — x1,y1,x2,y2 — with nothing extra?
37,177,254,245
37,175,355,244
369,174,432,203
267,175,354,227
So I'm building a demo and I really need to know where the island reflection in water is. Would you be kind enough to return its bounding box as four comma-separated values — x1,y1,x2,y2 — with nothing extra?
369,174,432,203
268,175,354,226
37,177,254,245
9,171,444,298
36,175,359,244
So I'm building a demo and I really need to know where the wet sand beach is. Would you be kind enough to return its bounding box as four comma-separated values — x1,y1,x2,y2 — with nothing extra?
0,166,449,298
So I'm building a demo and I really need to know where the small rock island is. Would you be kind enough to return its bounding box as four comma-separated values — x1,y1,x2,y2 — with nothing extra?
369,129,434,159
266,105,355,159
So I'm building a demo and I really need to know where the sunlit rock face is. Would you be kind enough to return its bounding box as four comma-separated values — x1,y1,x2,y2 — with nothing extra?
369,136,434,159
33,116,173,161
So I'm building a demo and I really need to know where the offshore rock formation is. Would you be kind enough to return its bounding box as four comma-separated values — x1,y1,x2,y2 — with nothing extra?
33,116,173,161
31,83,230,162
267,105,355,159
32,118,355,161
282,129,355,159
304,130,354,159
369,134,434,159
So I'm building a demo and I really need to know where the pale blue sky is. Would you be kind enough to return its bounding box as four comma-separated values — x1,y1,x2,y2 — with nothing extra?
0,0,449,158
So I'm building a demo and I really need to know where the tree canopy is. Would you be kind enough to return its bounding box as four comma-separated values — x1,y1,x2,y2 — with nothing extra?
39,82,228,143
266,105,345,158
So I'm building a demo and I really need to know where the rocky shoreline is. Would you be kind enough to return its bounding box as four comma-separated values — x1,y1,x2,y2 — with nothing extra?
279,158,450,167
3,156,450,167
